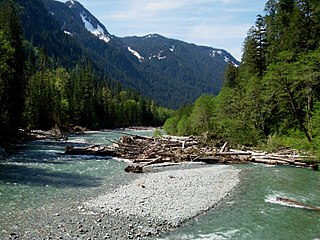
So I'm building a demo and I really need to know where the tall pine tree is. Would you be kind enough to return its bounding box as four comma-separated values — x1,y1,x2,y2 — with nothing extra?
0,0,25,139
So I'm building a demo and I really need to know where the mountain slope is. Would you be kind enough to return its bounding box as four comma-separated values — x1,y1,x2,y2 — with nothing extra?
19,0,239,109
41,0,144,92
17,0,85,67
122,34,239,106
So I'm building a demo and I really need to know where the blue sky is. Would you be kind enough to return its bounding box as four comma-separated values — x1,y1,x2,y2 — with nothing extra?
58,0,267,60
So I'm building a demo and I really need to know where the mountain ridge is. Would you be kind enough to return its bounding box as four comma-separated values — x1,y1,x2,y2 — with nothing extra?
20,0,240,109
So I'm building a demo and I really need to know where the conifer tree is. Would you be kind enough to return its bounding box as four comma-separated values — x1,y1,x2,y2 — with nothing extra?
223,61,238,87
0,0,25,138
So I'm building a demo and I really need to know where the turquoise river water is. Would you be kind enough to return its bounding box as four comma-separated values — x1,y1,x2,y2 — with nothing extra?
0,130,319,239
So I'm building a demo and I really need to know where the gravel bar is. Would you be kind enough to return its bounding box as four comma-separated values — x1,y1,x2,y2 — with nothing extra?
85,165,240,238
1,165,240,240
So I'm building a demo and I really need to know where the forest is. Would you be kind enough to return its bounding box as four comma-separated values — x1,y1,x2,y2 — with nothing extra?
164,0,320,156
0,0,171,141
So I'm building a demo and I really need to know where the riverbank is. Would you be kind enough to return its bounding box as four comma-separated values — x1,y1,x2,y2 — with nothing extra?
0,164,240,239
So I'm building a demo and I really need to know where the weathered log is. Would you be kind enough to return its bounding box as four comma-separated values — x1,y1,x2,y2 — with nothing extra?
125,157,164,173
65,145,119,157
124,164,144,173
219,142,228,153
252,156,318,169
193,157,220,164
216,151,252,156
143,157,164,166
276,197,320,211
253,158,287,165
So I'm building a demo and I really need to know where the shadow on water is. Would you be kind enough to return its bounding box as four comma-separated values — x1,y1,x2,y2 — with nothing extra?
0,164,102,188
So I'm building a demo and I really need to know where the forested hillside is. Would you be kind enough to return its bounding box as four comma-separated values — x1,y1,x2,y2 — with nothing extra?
164,0,320,154
37,0,239,109
122,35,238,108
0,0,171,141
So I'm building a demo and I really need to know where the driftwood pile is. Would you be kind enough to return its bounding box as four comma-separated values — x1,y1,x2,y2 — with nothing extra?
115,135,251,172
65,145,118,157
64,134,319,172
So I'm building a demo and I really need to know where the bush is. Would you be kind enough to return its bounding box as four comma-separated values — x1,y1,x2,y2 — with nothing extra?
163,116,180,135
177,115,192,136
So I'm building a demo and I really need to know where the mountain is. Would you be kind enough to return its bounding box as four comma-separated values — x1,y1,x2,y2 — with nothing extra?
18,0,239,109
122,34,239,106
41,0,144,90
16,0,85,68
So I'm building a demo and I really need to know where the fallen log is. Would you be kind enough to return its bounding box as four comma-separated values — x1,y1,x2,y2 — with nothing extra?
124,164,144,173
252,156,320,170
253,158,287,165
65,145,119,157
219,142,228,153
193,157,220,164
125,157,164,173
215,151,252,156
276,197,320,211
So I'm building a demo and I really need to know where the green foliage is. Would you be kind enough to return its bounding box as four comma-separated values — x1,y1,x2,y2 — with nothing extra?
0,1,172,134
0,0,26,139
163,116,180,135
177,115,192,136
22,59,170,130
153,129,162,138
217,0,320,148
259,130,312,153
189,94,215,135
223,61,238,87
164,0,320,155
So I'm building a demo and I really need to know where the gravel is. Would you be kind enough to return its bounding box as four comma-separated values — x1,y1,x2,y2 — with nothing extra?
1,165,240,240
85,165,240,238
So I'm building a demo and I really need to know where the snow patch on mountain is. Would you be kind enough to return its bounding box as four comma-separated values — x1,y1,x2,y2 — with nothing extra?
169,45,175,52
224,56,239,67
80,12,110,43
145,34,159,39
127,47,144,62
149,51,167,60
68,0,76,7
157,54,167,60
210,50,223,57
64,30,73,36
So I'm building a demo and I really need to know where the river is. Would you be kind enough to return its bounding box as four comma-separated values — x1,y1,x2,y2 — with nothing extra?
0,130,319,239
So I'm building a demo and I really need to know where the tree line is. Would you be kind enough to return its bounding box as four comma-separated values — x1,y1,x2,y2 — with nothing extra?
164,0,320,154
0,0,171,141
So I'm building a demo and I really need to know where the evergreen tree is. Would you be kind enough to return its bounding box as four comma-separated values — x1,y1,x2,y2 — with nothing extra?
0,0,26,138
223,61,238,87
241,15,267,76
